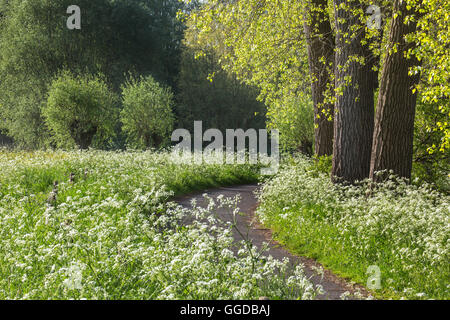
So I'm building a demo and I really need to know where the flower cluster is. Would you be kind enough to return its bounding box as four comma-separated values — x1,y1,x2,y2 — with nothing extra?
257,155,449,299
0,150,317,299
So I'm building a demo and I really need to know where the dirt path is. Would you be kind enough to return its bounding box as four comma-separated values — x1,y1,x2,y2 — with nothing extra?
175,184,370,300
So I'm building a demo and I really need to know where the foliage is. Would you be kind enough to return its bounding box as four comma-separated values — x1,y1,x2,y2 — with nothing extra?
183,0,310,105
0,150,321,299
121,75,174,149
257,155,449,299
412,97,450,192
267,95,314,154
176,47,266,133
0,0,186,148
407,0,450,153
0,75,50,148
43,72,118,149
182,1,314,150
312,155,333,175
186,0,449,181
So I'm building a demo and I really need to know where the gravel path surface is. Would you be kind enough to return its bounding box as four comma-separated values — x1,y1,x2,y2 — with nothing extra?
175,184,370,300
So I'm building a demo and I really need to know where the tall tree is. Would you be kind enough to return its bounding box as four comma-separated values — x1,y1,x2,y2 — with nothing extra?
303,0,335,156
184,0,315,152
370,0,423,180
0,0,186,148
331,0,379,183
186,0,448,185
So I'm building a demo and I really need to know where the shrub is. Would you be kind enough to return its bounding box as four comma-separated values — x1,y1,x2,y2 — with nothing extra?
412,98,450,193
43,71,118,149
121,75,174,149
0,75,51,148
311,155,333,175
267,94,314,154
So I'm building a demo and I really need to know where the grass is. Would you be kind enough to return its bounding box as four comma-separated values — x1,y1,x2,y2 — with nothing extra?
257,155,449,300
0,149,321,300
4,149,445,299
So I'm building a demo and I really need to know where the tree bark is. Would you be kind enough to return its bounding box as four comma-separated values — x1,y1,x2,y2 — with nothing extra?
304,0,335,157
370,0,422,181
331,0,378,183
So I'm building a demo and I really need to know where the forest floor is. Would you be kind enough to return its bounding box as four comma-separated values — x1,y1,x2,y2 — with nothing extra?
175,184,371,300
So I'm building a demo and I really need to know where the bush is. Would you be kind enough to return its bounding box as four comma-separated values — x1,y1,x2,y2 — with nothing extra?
412,98,450,193
267,94,314,154
311,155,333,175
42,72,118,149
0,75,50,148
120,75,174,149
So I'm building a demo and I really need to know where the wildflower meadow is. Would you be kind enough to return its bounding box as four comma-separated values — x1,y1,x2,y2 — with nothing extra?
257,155,449,299
0,150,320,299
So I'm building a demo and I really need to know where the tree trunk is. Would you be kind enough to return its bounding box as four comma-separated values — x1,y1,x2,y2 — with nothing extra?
370,0,422,181
152,133,162,148
0,133,13,146
78,126,97,150
70,120,96,150
331,0,378,183
304,0,335,157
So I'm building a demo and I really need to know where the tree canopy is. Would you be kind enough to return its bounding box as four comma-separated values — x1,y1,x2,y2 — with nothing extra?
183,0,449,183
0,0,185,147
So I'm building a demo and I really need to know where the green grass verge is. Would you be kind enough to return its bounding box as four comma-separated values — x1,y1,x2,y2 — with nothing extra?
257,155,449,300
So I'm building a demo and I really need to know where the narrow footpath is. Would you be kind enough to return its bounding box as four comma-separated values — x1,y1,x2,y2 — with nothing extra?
175,184,370,300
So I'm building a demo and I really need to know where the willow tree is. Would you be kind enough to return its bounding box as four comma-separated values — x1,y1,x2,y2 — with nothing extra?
0,0,186,148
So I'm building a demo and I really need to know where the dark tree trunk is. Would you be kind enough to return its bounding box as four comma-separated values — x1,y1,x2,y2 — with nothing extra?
143,132,151,149
0,133,13,146
331,0,378,183
298,140,313,156
370,0,422,181
152,133,162,148
78,126,97,150
70,120,97,150
304,0,335,156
